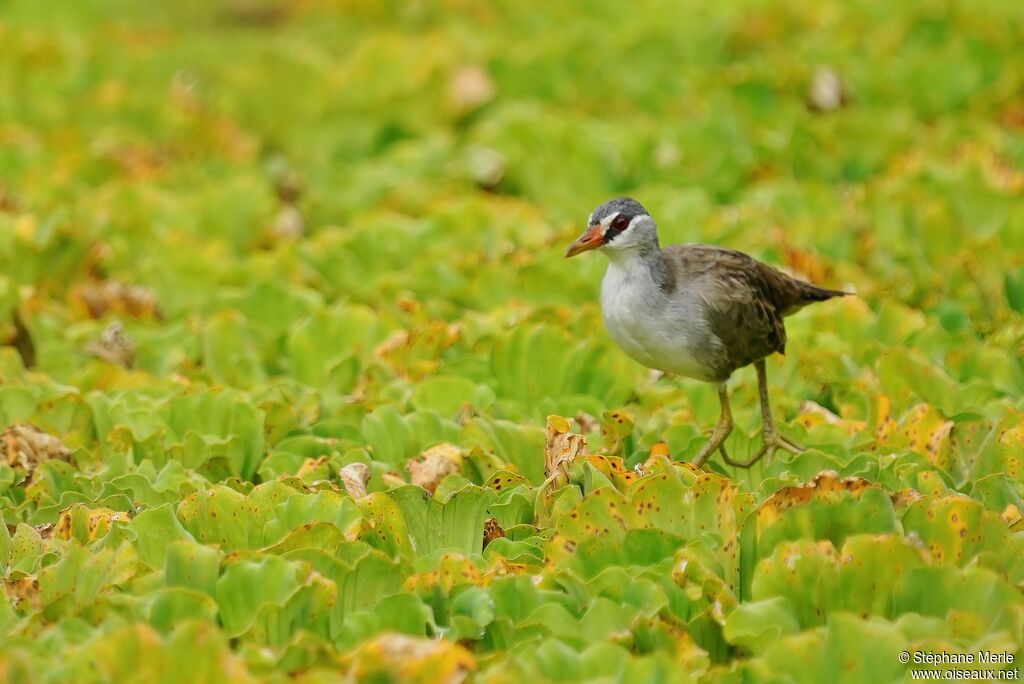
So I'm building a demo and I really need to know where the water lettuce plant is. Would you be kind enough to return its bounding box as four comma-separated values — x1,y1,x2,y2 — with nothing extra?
1,0,1023,681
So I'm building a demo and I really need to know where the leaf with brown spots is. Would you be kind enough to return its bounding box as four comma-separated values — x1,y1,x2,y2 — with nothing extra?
901,495,1024,581
461,445,508,485
991,408,1024,482
749,472,901,592
741,534,925,636
357,492,416,562
967,473,1024,525
55,505,130,544
910,470,950,498
877,403,954,470
585,454,639,492
600,409,634,456
484,468,530,493
403,552,483,593
548,469,752,592
949,413,993,472
755,472,877,526
177,482,299,553
872,394,897,445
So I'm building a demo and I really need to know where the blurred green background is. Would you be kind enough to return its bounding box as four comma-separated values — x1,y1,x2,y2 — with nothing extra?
2,0,1024,681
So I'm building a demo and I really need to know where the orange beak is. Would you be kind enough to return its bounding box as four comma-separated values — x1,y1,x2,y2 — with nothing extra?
565,225,603,258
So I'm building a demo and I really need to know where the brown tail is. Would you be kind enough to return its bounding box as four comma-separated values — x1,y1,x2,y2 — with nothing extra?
779,281,849,316
798,282,849,303
757,261,850,315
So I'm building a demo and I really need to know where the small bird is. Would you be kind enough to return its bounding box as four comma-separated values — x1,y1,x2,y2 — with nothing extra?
565,197,847,467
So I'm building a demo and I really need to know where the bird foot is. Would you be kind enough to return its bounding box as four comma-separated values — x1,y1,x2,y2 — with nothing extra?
767,431,804,455
719,430,803,469
690,423,732,468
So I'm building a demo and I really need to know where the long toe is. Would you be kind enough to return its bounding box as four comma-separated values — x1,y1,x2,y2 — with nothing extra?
775,432,804,454
720,442,767,468
691,432,723,467
720,431,803,469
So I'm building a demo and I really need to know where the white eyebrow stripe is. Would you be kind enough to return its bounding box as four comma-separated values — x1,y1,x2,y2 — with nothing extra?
628,214,647,229
600,212,621,235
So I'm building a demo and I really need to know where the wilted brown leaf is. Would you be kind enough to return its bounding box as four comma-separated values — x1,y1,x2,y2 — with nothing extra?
4,306,35,368
544,415,588,479
266,205,304,242
2,424,71,477
482,517,504,549
84,319,136,367
407,443,462,494
573,412,599,435
0,184,18,213
4,576,40,612
447,65,495,114
465,145,505,190
806,66,848,113
339,462,371,498
221,0,290,26
69,279,161,320
890,488,923,510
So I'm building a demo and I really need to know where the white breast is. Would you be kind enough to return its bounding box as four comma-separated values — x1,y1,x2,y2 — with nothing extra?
599,259,717,382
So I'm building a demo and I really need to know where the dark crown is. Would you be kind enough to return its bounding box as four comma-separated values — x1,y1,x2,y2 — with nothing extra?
588,197,649,225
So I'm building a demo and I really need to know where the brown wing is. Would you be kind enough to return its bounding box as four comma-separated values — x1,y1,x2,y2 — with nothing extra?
664,244,845,376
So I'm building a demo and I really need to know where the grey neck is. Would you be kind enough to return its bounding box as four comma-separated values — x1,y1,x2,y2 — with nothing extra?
604,240,674,293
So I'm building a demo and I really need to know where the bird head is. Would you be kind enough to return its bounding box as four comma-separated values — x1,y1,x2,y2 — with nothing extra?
565,197,658,258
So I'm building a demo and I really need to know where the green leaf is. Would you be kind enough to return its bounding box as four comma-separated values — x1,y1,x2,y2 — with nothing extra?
142,587,219,633
165,539,221,598
1005,266,1024,314
724,597,801,653
130,503,196,568
388,484,497,557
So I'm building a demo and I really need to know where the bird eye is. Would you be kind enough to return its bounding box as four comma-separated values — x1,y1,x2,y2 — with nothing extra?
611,215,629,231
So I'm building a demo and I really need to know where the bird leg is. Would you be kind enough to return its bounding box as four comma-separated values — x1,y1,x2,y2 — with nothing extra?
721,359,804,468
691,384,733,467
756,359,804,453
